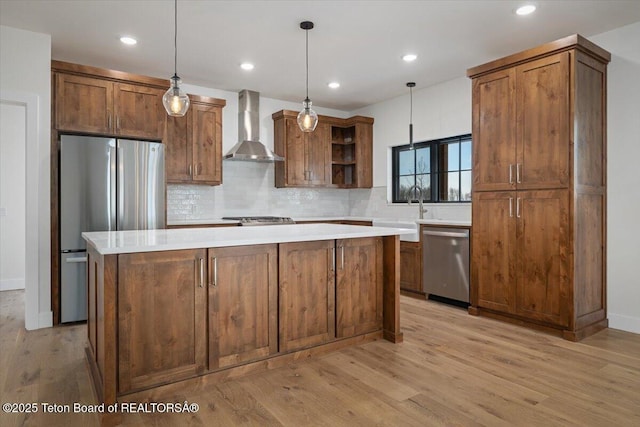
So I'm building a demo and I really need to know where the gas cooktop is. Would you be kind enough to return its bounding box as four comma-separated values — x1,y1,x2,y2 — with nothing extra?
222,216,295,226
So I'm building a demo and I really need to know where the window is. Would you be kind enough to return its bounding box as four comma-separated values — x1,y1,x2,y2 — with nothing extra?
392,134,472,203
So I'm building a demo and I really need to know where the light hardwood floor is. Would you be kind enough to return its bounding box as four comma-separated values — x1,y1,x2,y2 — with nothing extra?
1,289,638,426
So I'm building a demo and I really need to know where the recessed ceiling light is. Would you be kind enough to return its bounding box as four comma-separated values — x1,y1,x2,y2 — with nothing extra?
119,36,137,45
240,62,255,71
402,54,417,62
328,82,340,89
515,4,536,15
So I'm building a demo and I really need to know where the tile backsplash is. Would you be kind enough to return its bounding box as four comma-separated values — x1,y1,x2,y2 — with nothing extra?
167,161,471,221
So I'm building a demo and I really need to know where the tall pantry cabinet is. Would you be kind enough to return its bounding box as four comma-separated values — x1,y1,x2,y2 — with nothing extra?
467,35,610,341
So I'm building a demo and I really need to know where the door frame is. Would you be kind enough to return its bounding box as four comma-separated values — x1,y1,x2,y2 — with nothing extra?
1,90,46,330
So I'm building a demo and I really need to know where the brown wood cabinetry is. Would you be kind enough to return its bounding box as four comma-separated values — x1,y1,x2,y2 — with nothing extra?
278,240,336,352
54,66,166,140
165,95,226,185
207,245,278,370
468,35,610,340
272,110,373,188
399,241,423,295
273,114,331,186
117,249,207,393
336,237,383,337
84,232,403,404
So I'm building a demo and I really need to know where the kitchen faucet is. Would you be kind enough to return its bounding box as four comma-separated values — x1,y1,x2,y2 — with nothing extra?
407,185,428,219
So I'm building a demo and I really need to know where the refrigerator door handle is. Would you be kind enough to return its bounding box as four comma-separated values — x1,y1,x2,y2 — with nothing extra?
65,256,87,263
109,143,117,231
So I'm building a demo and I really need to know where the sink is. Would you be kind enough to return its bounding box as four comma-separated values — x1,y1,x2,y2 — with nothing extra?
371,219,420,242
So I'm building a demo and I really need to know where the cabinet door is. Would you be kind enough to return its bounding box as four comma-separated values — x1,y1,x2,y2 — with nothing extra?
55,73,113,134
118,249,207,393
471,191,516,313
336,237,383,337
208,245,277,370
113,83,166,140
399,241,422,294
284,118,308,186
191,103,222,184
354,122,373,188
516,53,570,190
165,113,192,182
515,190,570,326
306,122,331,185
279,240,336,352
472,69,516,192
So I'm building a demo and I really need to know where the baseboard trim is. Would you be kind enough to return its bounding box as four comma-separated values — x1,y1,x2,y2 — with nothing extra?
38,310,53,328
0,278,25,291
608,313,640,334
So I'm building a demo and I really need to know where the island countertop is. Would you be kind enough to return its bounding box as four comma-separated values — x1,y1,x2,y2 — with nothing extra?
82,223,414,255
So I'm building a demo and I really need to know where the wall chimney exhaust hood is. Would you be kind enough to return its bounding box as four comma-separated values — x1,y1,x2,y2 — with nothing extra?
223,89,284,162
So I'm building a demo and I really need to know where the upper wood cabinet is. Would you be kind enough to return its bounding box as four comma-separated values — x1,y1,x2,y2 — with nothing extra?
273,115,331,186
117,249,207,393
165,95,226,186
53,62,167,140
207,244,277,370
468,34,610,340
272,110,373,188
472,52,570,192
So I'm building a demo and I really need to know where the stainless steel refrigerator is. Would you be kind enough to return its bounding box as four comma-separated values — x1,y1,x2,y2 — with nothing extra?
59,135,165,323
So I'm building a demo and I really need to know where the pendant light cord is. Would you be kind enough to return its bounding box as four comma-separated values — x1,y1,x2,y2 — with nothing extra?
305,27,309,100
410,85,413,126
174,0,178,77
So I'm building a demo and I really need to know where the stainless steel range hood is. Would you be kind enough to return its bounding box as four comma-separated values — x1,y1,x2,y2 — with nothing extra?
223,89,284,162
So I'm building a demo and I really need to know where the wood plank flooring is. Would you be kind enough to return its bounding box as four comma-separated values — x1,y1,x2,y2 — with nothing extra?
1,289,638,426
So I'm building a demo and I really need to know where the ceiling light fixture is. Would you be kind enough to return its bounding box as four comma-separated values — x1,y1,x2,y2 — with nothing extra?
119,36,137,45
402,54,418,62
515,4,536,15
297,21,318,133
162,0,190,117
407,82,416,150
328,82,340,89
240,62,255,71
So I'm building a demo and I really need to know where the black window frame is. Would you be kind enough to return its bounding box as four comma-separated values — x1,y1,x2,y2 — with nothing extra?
392,134,472,203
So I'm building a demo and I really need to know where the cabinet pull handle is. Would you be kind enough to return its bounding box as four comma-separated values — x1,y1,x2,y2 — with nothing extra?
196,163,200,176
107,111,112,129
340,246,345,270
516,197,521,218
199,258,204,287
331,247,336,272
517,163,522,184
116,115,120,130
188,164,192,176
212,257,217,287
509,164,513,184
509,197,513,218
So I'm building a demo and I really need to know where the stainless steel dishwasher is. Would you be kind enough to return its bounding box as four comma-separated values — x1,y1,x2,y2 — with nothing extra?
422,227,470,304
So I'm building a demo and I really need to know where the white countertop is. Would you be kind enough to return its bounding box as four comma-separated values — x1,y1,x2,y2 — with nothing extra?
167,216,471,227
83,223,414,255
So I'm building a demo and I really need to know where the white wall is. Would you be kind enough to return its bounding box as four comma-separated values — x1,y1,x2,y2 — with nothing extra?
0,103,26,290
591,22,640,334
0,25,52,329
349,77,472,221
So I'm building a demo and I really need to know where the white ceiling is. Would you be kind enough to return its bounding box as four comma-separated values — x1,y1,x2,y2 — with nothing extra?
2,1,639,111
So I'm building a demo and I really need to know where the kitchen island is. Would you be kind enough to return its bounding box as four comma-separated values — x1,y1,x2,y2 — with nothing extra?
82,224,410,404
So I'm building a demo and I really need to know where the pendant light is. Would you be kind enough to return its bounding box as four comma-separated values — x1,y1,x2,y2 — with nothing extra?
297,21,318,132
407,82,416,150
162,0,190,117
